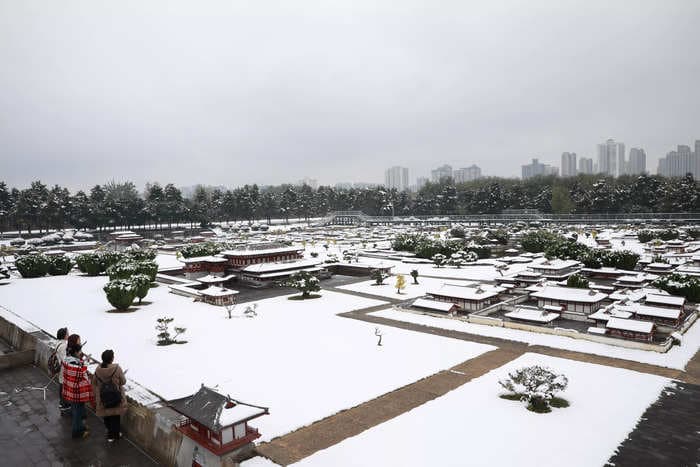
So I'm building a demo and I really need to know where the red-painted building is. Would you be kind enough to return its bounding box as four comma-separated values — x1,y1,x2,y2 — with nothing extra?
180,256,228,279
169,385,269,463
221,245,304,269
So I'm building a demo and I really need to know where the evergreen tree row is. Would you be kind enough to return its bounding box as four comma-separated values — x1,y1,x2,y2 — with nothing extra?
0,173,698,233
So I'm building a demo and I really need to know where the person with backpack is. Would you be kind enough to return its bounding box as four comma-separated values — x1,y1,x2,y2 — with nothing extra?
51,327,71,415
92,349,127,442
61,334,94,439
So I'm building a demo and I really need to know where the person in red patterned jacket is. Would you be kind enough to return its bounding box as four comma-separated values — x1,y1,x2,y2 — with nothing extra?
62,334,94,439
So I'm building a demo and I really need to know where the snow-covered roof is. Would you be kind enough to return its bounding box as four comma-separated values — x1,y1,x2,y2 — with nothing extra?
528,259,580,271
241,258,322,273
199,286,240,297
221,246,302,257
645,294,685,307
180,255,228,264
169,385,268,432
249,267,324,279
580,267,628,276
196,274,236,284
412,298,458,312
617,303,681,320
645,262,674,270
530,286,607,303
505,307,560,323
588,307,634,321
426,284,504,301
614,274,652,284
606,317,654,334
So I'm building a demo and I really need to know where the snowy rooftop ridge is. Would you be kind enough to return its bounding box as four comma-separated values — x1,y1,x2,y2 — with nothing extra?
169,385,268,432
530,286,608,303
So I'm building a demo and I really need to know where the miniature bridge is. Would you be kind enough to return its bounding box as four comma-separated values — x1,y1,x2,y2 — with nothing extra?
323,211,700,226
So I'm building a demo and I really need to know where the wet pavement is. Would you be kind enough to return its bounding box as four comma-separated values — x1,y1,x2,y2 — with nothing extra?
606,381,700,467
0,364,158,466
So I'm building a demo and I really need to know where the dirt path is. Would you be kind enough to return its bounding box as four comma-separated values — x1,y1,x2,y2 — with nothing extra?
255,347,523,465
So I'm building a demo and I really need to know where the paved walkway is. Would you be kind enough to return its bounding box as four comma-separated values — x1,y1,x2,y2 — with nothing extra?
606,381,700,466
256,347,524,465
0,364,158,467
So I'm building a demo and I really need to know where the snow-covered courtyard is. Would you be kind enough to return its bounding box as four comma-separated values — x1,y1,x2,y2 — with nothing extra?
338,276,477,300
369,308,700,370
296,353,669,467
0,275,495,440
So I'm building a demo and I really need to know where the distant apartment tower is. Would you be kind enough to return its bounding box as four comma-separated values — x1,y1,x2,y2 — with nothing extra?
658,145,695,177
453,165,482,183
521,158,558,179
578,157,593,175
560,152,577,177
430,164,453,182
597,139,625,176
297,177,318,189
384,166,409,191
627,148,647,175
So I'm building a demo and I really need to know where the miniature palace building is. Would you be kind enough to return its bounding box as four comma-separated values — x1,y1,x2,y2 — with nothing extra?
169,385,269,462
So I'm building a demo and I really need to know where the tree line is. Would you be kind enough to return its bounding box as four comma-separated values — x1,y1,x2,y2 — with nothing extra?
0,173,698,234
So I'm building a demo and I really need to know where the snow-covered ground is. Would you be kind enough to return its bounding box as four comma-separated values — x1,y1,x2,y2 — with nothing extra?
155,253,184,270
370,308,700,370
0,275,494,440
296,353,669,467
338,276,476,300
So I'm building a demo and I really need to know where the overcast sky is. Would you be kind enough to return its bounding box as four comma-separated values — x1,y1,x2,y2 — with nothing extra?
1,0,699,191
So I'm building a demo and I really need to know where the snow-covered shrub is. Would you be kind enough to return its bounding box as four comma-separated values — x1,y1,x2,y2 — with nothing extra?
410,269,419,284
125,247,157,262
15,254,50,278
9,237,25,246
26,238,43,247
179,242,222,259
75,253,103,276
499,366,569,413
450,226,466,238
284,270,321,298
653,273,700,303
371,269,387,285
130,274,152,304
103,279,137,311
48,256,73,276
155,317,187,345
566,273,589,289
40,233,62,245
432,253,446,268
107,259,157,282
73,231,93,241
325,254,339,264
0,264,11,279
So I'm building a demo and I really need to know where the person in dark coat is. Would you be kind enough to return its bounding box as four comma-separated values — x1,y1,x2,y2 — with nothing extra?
92,349,127,442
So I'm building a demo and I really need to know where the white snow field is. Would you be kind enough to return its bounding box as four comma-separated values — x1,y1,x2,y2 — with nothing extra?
370,308,700,370
0,275,494,440
296,353,669,467
338,276,477,300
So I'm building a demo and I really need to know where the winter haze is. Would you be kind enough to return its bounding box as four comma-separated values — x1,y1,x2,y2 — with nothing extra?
1,0,699,190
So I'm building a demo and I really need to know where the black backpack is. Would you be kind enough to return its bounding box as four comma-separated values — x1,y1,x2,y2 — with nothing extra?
98,368,122,409
48,342,64,376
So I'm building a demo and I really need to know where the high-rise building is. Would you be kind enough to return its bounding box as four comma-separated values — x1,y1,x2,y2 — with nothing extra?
522,158,558,179
695,140,700,177
627,148,647,175
453,165,482,183
297,177,318,189
416,177,429,190
578,157,593,174
657,143,697,177
596,138,625,176
561,152,577,177
384,166,409,191
430,164,453,182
